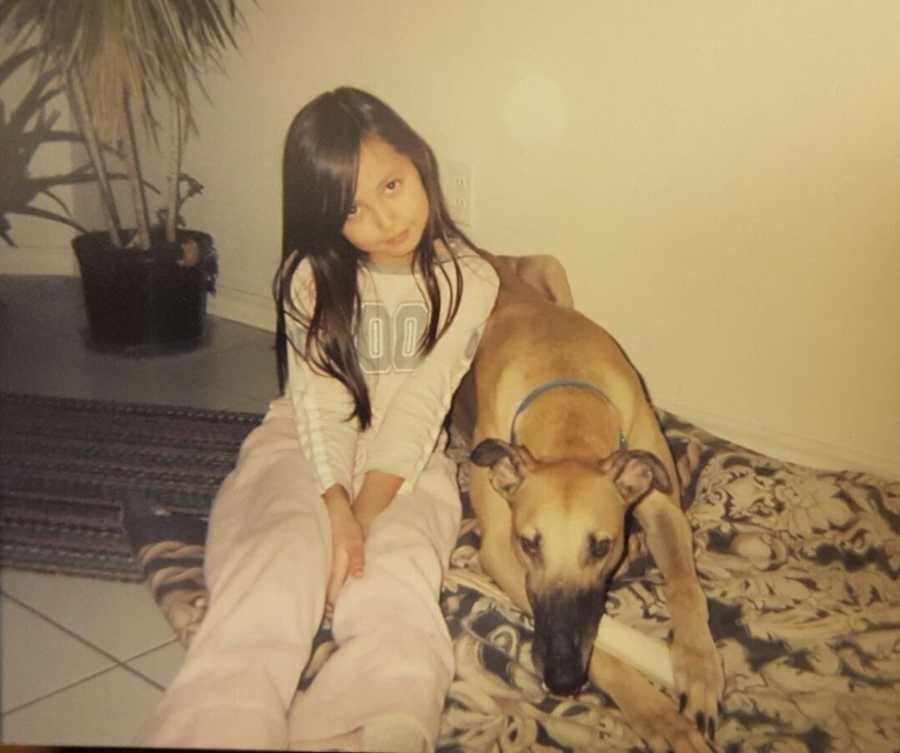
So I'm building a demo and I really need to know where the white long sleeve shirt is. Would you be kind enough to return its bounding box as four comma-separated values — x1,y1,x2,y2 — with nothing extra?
287,249,498,496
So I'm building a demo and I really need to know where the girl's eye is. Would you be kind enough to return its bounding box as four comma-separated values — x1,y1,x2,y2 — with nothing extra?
346,205,358,219
385,179,400,192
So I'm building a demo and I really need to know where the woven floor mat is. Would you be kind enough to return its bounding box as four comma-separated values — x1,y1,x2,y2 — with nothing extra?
0,392,262,581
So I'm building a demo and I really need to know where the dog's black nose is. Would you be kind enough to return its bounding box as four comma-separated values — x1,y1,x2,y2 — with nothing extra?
544,665,588,697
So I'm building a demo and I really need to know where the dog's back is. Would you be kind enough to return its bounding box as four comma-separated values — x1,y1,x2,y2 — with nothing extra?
450,252,575,440
472,253,642,438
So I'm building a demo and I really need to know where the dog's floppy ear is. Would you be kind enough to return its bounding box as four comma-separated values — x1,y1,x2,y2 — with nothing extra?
471,439,534,499
600,450,672,505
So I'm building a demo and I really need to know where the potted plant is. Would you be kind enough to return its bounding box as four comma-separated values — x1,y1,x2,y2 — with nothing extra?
0,0,245,351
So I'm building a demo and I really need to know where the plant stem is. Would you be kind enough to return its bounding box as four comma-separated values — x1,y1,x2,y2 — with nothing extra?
65,67,123,247
121,91,151,250
165,100,182,244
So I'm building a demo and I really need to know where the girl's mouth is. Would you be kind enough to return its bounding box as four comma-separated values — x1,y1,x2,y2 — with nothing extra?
385,227,410,246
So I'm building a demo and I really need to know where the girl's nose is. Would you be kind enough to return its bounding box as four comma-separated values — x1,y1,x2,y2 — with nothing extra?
371,202,396,231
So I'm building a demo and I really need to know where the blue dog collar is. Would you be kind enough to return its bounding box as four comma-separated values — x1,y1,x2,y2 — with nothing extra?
509,379,627,450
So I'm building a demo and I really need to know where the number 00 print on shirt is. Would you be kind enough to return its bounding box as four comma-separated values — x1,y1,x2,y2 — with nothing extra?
357,301,429,374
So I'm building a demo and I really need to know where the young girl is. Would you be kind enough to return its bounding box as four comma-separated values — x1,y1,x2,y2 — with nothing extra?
136,88,499,751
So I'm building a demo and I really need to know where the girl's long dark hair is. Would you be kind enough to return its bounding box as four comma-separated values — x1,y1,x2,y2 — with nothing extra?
273,87,480,430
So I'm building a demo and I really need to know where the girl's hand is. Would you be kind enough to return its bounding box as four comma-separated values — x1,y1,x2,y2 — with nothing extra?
353,470,404,535
323,487,366,606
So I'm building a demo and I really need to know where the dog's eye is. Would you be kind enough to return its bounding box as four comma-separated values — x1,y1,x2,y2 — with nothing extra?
519,534,541,559
590,535,612,560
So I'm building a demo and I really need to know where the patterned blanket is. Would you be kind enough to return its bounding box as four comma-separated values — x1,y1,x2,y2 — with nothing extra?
130,410,900,753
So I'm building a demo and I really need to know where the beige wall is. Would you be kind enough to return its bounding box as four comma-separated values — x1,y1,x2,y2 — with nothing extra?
7,0,899,478
1,46,79,273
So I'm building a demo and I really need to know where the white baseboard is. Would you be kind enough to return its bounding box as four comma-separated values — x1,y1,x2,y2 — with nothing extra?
4,250,896,481
207,285,276,333
663,400,899,482
0,248,276,334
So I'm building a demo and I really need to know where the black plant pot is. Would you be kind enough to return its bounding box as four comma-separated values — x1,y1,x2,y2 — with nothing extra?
72,228,218,353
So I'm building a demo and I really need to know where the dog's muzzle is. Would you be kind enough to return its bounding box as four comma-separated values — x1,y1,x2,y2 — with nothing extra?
531,586,606,696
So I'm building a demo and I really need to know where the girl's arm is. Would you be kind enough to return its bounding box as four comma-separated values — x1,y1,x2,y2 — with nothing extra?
323,471,402,602
352,469,405,534
365,254,499,493
286,258,359,497
323,482,366,605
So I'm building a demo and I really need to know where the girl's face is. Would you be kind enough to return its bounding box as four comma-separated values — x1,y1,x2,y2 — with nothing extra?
342,137,429,266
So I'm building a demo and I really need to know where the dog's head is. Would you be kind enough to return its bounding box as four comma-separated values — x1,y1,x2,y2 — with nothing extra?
470,439,671,696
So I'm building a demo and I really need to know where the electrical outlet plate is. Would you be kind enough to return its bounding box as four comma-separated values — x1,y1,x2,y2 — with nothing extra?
444,161,473,227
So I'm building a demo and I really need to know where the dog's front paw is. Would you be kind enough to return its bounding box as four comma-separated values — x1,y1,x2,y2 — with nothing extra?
621,684,716,753
591,650,716,753
670,629,724,740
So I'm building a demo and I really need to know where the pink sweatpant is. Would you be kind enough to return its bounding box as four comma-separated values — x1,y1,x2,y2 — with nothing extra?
135,397,462,751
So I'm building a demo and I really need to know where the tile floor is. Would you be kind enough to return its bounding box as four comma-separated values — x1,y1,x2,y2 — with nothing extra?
0,275,279,746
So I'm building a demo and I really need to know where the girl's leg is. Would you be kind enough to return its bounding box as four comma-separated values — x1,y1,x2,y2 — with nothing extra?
287,452,462,752
135,399,331,749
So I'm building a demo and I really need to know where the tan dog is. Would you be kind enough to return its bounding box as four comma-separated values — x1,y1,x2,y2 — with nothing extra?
456,253,723,753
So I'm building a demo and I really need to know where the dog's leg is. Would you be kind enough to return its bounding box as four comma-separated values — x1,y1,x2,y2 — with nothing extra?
630,411,723,738
469,463,530,612
590,650,714,753
637,494,722,734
